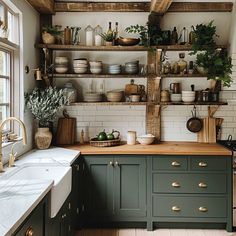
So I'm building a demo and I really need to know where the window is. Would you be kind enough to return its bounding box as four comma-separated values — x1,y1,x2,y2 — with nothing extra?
0,0,19,132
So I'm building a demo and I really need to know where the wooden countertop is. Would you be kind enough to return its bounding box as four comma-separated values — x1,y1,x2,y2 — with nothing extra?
63,142,232,156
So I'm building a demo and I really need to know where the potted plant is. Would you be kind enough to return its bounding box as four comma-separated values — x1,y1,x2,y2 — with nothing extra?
100,31,116,46
25,86,70,149
42,25,63,44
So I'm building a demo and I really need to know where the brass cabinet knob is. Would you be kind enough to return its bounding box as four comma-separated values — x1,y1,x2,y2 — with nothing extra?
198,182,207,188
61,213,67,219
199,206,208,212
172,182,181,188
115,161,119,166
172,206,181,212
109,161,113,166
171,161,181,167
25,227,34,236
198,162,207,167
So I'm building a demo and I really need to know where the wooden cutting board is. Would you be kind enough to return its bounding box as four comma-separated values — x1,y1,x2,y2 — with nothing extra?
208,117,216,143
197,118,209,143
56,117,76,145
125,80,139,95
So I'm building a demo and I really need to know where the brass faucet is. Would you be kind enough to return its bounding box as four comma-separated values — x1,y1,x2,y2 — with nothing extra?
0,117,27,172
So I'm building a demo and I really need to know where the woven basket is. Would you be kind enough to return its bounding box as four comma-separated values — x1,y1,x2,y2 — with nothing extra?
90,138,121,147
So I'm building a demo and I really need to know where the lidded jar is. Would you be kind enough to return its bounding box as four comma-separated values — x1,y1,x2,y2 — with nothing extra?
94,25,103,46
177,53,187,75
63,82,77,103
85,25,94,46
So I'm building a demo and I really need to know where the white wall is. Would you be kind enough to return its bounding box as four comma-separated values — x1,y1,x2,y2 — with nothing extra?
2,0,39,161
53,2,236,142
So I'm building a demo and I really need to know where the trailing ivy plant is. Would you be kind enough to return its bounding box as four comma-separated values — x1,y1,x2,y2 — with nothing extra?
25,86,70,127
190,21,232,88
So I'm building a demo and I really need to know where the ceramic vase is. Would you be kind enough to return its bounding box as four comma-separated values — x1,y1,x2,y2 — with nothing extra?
42,32,55,44
35,127,52,150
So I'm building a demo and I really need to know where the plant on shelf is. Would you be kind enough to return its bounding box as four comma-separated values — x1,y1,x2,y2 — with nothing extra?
190,21,232,88
125,23,162,48
42,25,63,44
100,31,116,46
25,86,70,149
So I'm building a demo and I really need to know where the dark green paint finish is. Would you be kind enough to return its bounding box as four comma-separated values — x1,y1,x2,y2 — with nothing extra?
190,156,227,171
152,156,188,171
153,195,227,218
153,173,227,194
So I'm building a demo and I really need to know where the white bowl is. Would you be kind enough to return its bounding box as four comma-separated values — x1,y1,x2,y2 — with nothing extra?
137,134,155,145
106,90,124,102
55,57,69,65
130,94,140,102
55,67,68,74
171,94,182,102
182,96,195,102
182,91,195,96
90,68,102,74
89,61,102,67
73,64,88,68
74,68,87,74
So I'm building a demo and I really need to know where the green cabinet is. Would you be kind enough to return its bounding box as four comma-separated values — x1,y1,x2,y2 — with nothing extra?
83,155,147,222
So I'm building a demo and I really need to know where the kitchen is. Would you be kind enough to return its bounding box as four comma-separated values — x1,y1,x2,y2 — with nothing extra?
0,0,236,235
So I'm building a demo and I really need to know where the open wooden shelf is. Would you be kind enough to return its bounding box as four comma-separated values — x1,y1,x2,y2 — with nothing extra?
158,44,227,51
161,74,207,78
54,2,233,13
69,102,155,106
160,101,228,106
36,44,147,51
52,73,147,78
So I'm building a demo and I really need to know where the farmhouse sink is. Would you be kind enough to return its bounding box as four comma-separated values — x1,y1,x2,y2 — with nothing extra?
3,164,72,218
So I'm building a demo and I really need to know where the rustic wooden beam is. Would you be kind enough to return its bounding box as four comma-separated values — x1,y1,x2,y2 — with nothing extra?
54,2,232,13
150,0,173,14
27,0,54,14
54,2,150,12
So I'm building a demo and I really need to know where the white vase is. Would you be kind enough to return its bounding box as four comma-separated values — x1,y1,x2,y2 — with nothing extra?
35,127,52,150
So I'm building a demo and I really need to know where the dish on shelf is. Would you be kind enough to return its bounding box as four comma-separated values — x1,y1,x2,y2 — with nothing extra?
54,66,68,74
118,37,140,46
55,56,69,65
125,61,139,74
137,134,155,145
74,67,88,74
130,94,140,102
106,90,124,102
182,91,196,102
170,93,182,102
108,64,121,75
84,92,103,102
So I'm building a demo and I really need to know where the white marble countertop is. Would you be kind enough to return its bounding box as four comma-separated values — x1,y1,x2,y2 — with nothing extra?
0,146,80,236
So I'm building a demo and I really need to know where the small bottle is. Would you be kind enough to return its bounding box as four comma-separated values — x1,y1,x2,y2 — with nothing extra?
178,53,187,75
189,61,194,74
85,25,94,46
179,27,188,45
107,22,113,35
94,25,103,46
171,27,178,45
114,22,119,45
189,26,196,45
64,26,71,45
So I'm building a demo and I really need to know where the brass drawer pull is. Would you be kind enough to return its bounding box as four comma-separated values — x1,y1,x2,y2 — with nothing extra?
171,161,181,167
172,182,181,188
198,162,207,167
172,206,181,212
25,227,34,236
199,206,208,212
109,161,114,166
198,182,207,188
115,161,119,166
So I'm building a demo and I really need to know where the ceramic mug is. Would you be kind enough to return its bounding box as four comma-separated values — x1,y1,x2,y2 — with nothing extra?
127,131,136,145
170,83,181,94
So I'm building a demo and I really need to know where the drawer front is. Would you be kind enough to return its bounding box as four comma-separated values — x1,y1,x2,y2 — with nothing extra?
153,173,227,194
190,157,227,171
152,156,188,171
153,195,227,218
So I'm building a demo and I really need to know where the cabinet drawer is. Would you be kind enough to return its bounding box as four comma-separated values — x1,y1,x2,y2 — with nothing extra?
153,173,227,194
153,195,227,218
152,156,188,171
190,157,227,171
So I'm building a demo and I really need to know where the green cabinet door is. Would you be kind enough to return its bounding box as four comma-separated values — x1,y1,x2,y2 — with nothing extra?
84,156,114,218
114,157,146,218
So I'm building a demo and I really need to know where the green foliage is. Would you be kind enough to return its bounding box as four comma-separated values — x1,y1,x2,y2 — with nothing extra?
42,25,63,36
25,87,70,127
100,31,116,42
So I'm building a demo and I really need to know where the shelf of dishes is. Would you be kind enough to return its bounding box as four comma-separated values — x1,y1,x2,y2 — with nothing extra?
160,101,228,106
52,73,147,78
54,57,146,76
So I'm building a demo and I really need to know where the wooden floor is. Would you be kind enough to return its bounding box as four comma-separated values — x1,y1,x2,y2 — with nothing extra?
76,229,236,236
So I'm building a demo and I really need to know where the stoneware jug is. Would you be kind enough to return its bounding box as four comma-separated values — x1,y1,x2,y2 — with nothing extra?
35,127,52,149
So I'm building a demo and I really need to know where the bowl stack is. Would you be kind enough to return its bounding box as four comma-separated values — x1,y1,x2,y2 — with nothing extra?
84,92,102,102
89,61,103,74
182,91,196,102
73,58,88,74
108,64,121,75
54,57,69,74
125,61,139,74
106,90,124,102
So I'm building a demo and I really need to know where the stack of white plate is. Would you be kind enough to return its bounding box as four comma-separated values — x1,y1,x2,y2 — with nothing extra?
54,57,69,74
89,61,103,74
182,91,196,102
84,92,102,102
73,58,88,74
108,64,121,75
106,90,124,102
125,61,139,74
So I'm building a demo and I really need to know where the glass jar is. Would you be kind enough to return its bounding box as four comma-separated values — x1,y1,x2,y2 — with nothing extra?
63,82,77,103
177,53,187,75
85,25,94,46
94,25,103,46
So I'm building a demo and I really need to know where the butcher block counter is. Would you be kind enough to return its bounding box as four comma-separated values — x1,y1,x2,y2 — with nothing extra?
64,141,232,156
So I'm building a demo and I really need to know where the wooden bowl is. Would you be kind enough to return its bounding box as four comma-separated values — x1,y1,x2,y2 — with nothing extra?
118,38,140,46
